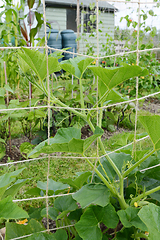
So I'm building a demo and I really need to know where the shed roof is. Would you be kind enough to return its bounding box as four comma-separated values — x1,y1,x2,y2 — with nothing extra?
45,0,116,11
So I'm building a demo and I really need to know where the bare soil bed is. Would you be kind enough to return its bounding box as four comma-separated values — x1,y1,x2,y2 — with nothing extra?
140,97,160,114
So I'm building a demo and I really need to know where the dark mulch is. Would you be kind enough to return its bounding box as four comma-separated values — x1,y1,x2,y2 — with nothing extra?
0,136,29,163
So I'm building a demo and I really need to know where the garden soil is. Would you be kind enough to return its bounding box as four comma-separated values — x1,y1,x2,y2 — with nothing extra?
140,97,160,114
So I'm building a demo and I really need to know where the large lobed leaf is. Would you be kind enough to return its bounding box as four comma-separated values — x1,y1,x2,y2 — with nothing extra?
0,196,28,220
25,230,68,240
89,64,148,90
73,183,110,208
28,126,103,157
18,48,61,81
0,168,25,200
54,195,78,215
60,56,93,79
37,179,70,194
5,219,44,240
138,203,160,240
117,207,147,231
139,115,160,150
95,152,132,182
75,204,118,240
60,171,92,190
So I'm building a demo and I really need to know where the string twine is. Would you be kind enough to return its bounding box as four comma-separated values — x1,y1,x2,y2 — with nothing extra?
42,0,50,233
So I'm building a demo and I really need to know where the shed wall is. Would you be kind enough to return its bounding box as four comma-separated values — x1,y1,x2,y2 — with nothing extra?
38,6,115,55
79,12,115,55
38,7,66,39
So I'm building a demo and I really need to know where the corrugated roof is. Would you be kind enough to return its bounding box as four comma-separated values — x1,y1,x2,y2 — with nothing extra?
45,0,116,10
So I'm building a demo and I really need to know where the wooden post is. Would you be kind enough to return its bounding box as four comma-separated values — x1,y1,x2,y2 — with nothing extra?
4,61,11,153
77,0,80,54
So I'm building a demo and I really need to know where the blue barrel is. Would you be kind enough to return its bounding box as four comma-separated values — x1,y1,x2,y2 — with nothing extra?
61,30,77,60
46,29,62,61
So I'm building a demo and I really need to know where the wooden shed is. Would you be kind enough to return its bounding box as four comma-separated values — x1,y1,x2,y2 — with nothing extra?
38,0,117,54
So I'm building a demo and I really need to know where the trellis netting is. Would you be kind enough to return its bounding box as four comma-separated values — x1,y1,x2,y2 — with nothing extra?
0,0,160,239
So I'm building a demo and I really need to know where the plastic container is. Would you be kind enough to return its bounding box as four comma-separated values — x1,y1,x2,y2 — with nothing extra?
61,29,77,60
46,29,62,61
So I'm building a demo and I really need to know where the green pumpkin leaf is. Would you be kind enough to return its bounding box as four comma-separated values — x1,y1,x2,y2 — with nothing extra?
117,207,147,231
104,89,128,104
28,127,81,156
98,81,128,105
41,207,58,220
60,171,92,190
75,204,118,240
68,208,83,222
89,64,148,90
28,127,103,156
138,203,160,240
25,187,42,197
25,230,68,240
75,206,102,240
95,152,132,182
3,179,28,199
18,48,61,81
73,183,110,208
37,179,70,194
78,57,94,78
54,195,78,213
74,234,83,240
139,115,160,150
28,207,42,221
0,168,25,200
25,232,54,240
61,57,93,79
0,196,28,220
5,219,44,240
116,227,135,240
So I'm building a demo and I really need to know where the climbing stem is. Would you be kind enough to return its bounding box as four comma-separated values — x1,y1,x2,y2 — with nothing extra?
83,154,117,196
118,194,129,210
134,233,148,239
97,137,123,180
87,117,95,132
51,96,87,121
131,185,160,206
123,149,155,178
98,103,103,128
119,177,128,209
79,77,85,114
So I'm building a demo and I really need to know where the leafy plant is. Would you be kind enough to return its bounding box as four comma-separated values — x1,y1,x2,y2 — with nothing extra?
15,48,160,239
0,168,29,229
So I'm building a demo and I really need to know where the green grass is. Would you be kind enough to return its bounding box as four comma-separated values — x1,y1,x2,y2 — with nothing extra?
0,152,94,209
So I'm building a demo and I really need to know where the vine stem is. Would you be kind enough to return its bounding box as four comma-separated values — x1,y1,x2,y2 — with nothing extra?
131,185,160,206
119,176,128,209
83,154,117,196
134,233,149,239
98,137,122,180
123,149,155,178
98,103,103,128
50,96,87,121
79,77,85,114
44,80,127,207
83,154,128,209
52,94,124,185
